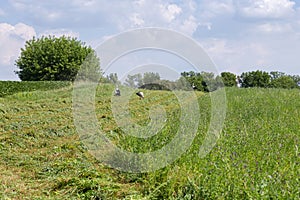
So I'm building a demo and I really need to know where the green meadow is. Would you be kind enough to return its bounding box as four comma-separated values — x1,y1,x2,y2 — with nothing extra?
0,82,299,199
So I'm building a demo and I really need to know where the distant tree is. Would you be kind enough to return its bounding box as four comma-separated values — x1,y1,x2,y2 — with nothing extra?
77,51,102,81
175,76,192,90
200,71,214,92
106,73,120,85
215,75,225,89
124,74,135,88
270,71,285,80
269,76,297,89
201,71,223,92
241,70,271,88
159,79,177,90
124,73,143,88
15,35,102,81
143,72,160,84
289,75,300,87
139,83,170,90
221,72,237,87
136,74,143,87
180,71,204,91
180,71,222,92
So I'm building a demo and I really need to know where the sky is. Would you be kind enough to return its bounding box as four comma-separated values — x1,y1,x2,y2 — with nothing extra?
1,0,300,80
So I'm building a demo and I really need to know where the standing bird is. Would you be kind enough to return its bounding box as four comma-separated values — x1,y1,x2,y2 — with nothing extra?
114,88,121,96
136,91,144,100
192,83,197,90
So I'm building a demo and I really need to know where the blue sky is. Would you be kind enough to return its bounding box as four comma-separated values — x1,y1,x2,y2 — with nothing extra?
1,0,300,80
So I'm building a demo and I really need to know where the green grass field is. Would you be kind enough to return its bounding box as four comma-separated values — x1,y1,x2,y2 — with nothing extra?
0,81,299,199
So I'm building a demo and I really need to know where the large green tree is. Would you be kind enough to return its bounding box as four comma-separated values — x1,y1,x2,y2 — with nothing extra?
269,75,297,89
106,73,120,85
143,72,160,84
180,71,204,91
201,71,223,92
180,71,223,92
124,73,143,88
289,75,300,87
270,71,285,80
241,70,271,88
15,36,102,81
221,72,237,87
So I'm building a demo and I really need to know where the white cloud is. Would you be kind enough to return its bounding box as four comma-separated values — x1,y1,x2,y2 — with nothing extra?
6,0,197,35
255,23,293,34
160,4,182,23
10,0,62,22
195,0,235,34
88,34,117,48
0,23,36,66
0,23,14,34
99,0,198,36
13,23,36,40
0,23,36,80
201,38,272,74
240,0,296,18
207,1,235,16
202,38,234,55
134,0,146,7
130,13,145,27
198,22,212,31
179,15,198,35
45,12,61,22
200,32,300,75
40,29,80,38
199,0,235,19
187,0,197,12
10,0,27,10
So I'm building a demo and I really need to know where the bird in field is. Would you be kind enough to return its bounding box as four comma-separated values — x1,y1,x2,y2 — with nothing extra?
136,91,144,99
114,88,121,96
192,83,197,90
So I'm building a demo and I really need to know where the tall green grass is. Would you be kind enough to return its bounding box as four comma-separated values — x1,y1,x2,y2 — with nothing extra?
139,88,300,199
0,82,299,199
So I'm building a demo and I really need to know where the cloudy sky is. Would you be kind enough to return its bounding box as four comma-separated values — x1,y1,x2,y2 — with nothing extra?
1,0,300,80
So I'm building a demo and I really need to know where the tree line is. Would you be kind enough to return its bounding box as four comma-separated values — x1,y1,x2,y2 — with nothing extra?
15,36,300,92
104,70,300,92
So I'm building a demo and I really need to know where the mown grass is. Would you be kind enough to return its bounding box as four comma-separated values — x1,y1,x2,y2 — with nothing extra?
0,82,299,199
0,81,71,97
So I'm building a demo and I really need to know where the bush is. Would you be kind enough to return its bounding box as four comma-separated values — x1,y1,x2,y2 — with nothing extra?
15,36,102,81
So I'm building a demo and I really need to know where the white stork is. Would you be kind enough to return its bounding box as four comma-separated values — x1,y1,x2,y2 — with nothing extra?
136,91,144,99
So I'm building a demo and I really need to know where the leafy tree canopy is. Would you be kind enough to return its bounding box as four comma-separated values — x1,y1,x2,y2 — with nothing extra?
221,72,237,87
124,73,143,88
241,70,271,88
106,73,121,85
269,75,298,89
15,35,102,81
143,72,160,85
